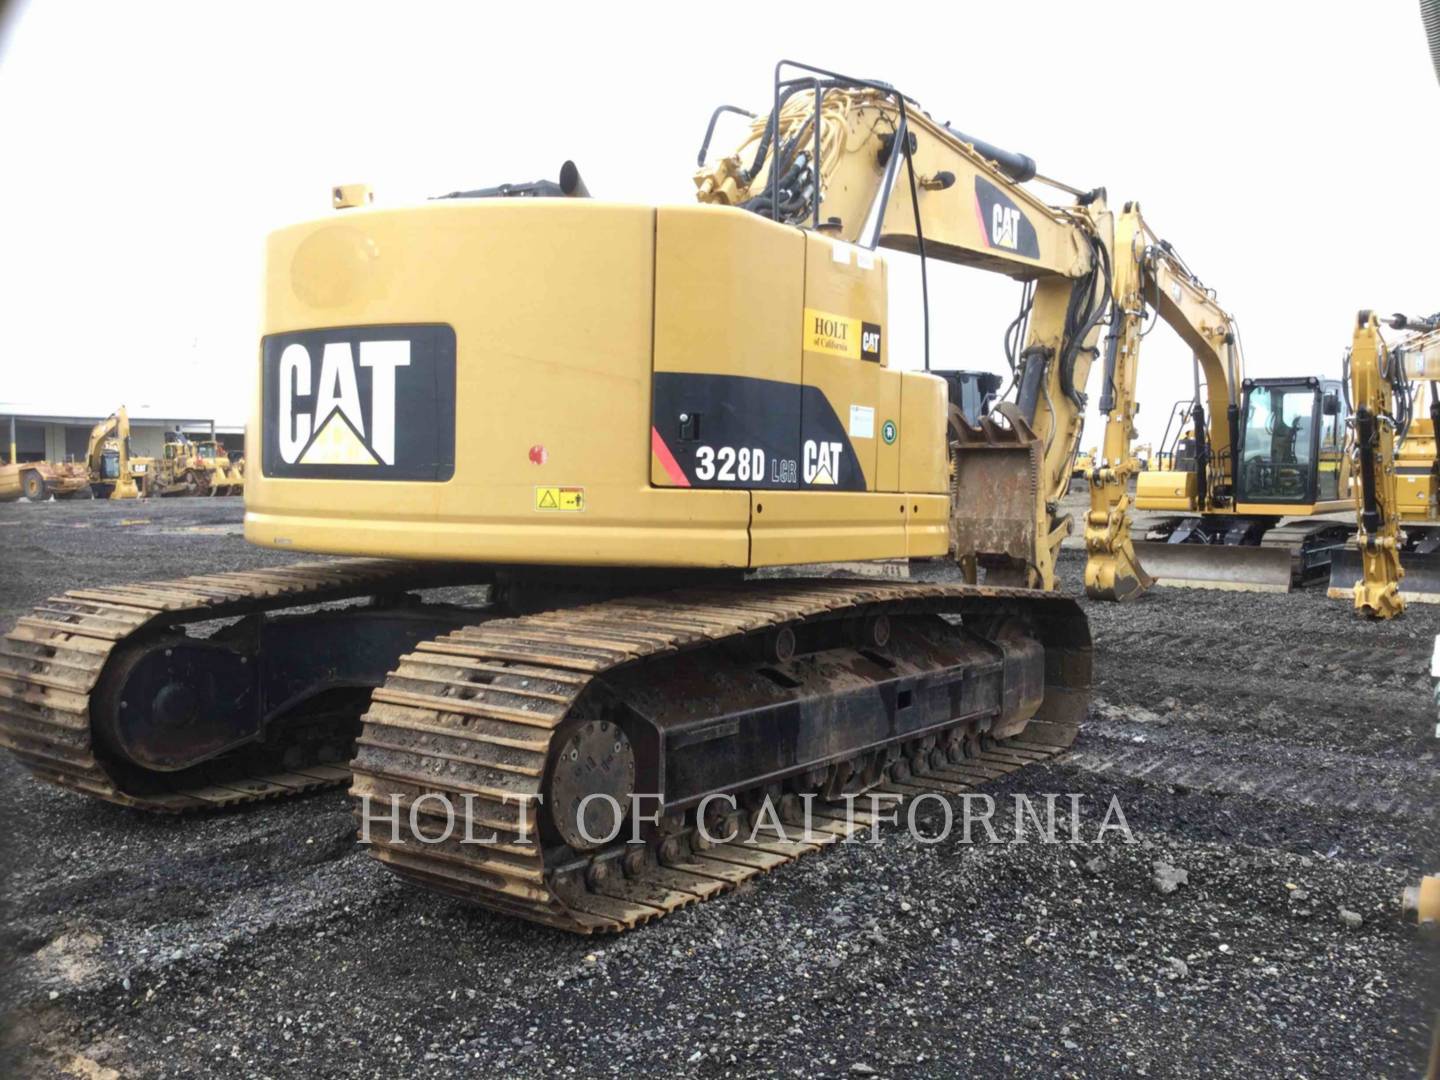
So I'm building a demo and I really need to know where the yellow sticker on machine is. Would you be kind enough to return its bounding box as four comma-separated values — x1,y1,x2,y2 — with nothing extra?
804,308,882,362
535,485,585,511
805,307,860,359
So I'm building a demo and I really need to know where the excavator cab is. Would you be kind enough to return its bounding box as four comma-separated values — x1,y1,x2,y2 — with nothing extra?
98,445,121,481
1135,376,1353,592
1152,401,1198,473
1234,377,1346,505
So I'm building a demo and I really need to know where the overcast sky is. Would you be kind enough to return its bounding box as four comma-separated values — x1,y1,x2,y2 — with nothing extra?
1,1,1436,446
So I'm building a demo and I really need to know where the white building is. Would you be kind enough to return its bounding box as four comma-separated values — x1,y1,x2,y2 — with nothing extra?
0,400,246,465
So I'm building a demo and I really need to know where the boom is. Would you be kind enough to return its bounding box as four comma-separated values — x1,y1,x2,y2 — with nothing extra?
697,66,1113,589
1085,202,1244,599
1331,310,1440,615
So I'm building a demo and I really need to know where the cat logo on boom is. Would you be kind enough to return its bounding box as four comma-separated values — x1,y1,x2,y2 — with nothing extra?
992,205,1021,249
973,177,1040,259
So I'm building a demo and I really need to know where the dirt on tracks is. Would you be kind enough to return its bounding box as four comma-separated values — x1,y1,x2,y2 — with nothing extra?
0,496,1436,1078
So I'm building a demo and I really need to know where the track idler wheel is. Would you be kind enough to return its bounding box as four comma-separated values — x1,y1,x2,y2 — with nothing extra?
549,717,636,851
92,635,261,772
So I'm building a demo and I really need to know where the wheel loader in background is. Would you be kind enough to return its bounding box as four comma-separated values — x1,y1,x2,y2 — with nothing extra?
0,61,1224,933
1327,311,1440,615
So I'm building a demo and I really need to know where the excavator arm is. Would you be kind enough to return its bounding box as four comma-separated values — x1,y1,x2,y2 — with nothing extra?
1341,312,1407,617
84,411,120,476
1331,311,1440,616
697,64,1113,590
1084,202,1244,599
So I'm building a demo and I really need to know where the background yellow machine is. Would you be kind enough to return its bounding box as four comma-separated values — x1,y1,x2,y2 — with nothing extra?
1151,403,1198,472
1093,212,1354,593
84,408,148,500
0,416,90,501
82,411,243,499
150,430,244,497
3,62,1175,933
1328,311,1440,615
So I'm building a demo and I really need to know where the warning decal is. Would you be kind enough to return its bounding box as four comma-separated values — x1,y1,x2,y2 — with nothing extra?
535,486,585,512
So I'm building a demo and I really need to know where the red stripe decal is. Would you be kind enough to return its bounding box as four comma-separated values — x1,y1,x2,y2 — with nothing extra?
651,426,691,487
973,190,991,248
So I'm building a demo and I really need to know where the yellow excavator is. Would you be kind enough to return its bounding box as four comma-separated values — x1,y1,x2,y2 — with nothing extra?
1151,403,1198,472
2,63,1162,933
1327,311,1440,615
84,408,148,500
1093,211,1354,593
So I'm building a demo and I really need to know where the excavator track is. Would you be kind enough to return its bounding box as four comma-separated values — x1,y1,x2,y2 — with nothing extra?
0,559,490,811
352,578,1090,933
1258,520,1355,584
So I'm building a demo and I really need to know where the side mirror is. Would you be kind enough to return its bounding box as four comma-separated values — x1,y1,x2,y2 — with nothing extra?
1322,393,1341,416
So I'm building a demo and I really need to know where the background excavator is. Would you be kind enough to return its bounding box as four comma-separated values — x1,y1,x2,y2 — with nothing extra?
84,408,148,500
84,412,246,499
0,62,1140,934
1327,310,1440,615
1151,402,1198,472
1089,210,1354,594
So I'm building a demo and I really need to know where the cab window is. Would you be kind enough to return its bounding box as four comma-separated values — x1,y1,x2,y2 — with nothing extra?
1240,386,1315,502
1316,389,1343,500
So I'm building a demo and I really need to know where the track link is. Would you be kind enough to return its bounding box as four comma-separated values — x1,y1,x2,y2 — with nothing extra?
351,579,1089,933
1260,520,1355,584
0,559,489,811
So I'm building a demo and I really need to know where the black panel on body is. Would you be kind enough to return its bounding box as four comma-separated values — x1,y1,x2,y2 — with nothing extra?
651,371,865,491
974,177,1040,260
261,323,456,481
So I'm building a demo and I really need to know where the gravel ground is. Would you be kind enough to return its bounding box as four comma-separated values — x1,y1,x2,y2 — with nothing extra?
0,495,1437,1079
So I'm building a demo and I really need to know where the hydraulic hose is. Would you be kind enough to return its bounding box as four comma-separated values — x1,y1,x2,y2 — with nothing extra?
1355,406,1381,538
